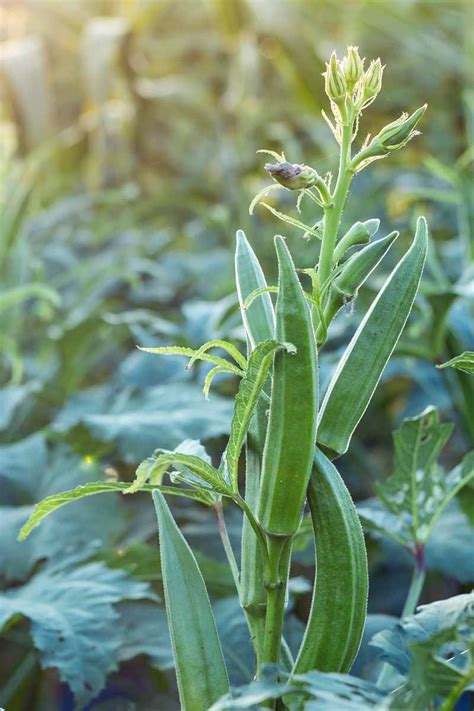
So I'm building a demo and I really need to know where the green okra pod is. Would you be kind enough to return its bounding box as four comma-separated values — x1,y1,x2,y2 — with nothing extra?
318,216,428,457
258,235,318,536
293,447,368,674
323,230,399,328
333,218,380,263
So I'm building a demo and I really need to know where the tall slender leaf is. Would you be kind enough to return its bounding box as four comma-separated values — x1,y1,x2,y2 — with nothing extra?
153,490,230,710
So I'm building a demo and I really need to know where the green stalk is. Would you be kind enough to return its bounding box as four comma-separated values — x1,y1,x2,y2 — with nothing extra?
318,119,354,287
215,499,267,674
377,548,426,689
438,667,474,711
262,535,292,685
215,500,241,594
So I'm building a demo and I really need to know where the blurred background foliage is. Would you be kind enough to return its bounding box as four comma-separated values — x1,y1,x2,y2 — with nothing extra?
0,1,473,710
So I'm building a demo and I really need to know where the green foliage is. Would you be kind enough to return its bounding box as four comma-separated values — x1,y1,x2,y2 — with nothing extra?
359,408,474,550
153,490,230,710
318,217,428,457
0,559,157,706
437,352,474,375
372,593,474,708
1,16,473,709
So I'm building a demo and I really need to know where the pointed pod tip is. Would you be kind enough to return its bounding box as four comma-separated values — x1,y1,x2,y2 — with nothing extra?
364,218,380,237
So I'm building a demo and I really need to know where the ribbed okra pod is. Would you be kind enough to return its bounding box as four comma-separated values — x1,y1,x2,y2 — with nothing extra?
318,217,428,456
258,235,318,536
293,447,368,674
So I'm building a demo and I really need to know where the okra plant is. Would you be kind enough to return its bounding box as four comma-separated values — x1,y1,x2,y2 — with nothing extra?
18,47,474,710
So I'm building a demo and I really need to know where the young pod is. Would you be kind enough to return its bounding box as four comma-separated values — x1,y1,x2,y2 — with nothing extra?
258,236,318,536
318,217,428,456
293,447,368,674
333,218,380,262
324,231,399,327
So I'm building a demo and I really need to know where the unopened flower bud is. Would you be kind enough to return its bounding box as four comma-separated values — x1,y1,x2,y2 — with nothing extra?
324,51,347,103
265,162,321,190
363,59,383,99
342,46,364,90
377,104,427,150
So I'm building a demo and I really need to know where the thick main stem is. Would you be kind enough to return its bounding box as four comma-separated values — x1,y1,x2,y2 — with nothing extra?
262,536,292,667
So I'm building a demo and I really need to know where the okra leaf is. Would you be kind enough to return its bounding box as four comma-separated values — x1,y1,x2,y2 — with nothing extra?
138,345,244,377
373,407,473,546
226,339,293,490
153,490,230,710
0,560,155,707
126,438,212,493
437,351,474,375
235,230,275,348
371,593,474,706
18,480,211,541
318,216,428,456
154,451,232,496
210,666,388,710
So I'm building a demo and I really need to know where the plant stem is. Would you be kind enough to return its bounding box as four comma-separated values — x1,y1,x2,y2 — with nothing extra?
261,535,292,708
401,553,426,618
318,119,354,287
377,548,426,690
438,666,474,711
215,500,267,674
215,500,241,594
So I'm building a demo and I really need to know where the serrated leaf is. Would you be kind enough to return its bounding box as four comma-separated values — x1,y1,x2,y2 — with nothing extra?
226,339,290,490
437,351,474,374
153,490,229,710
138,345,244,377
371,593,474,708
372,407,473,546
186,338,247,371
210,666,389,710
0,561,155,706
125,438,212,493
155,451,231,495
18,480,211,541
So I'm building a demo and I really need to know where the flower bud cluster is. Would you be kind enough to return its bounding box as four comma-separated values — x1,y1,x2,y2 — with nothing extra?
324,47,384,115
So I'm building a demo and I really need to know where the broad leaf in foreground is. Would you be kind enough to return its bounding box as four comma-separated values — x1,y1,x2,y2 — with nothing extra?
371,593,474,708
0,561,156,706
153,490,230,710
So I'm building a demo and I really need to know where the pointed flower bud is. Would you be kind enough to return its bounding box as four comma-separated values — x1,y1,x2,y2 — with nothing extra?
265,162,321,190
342,46,364,90
324,51,347,103
352,104,427,171
363,59,383,100
377,104,427,150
